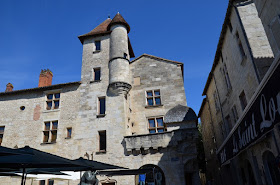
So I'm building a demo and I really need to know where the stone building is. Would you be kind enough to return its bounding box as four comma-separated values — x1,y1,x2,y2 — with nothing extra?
199,0,280,185
0,13,200,185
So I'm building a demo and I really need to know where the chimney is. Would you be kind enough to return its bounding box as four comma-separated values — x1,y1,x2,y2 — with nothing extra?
38,69,53,87
5,83,13,92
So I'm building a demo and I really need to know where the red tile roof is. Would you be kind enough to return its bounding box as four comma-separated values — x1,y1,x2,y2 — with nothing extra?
78,18,112,43
108,13,130,33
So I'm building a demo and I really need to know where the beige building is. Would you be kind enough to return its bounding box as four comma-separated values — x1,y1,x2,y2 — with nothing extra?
0,13,200,185
199,0,280,185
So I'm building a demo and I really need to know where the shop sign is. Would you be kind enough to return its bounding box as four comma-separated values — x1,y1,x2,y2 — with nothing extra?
218,64,280,165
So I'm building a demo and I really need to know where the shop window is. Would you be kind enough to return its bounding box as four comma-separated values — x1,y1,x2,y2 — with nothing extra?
146,90,161,106
43,121,58,143
148,117,165,134
46,92,60,110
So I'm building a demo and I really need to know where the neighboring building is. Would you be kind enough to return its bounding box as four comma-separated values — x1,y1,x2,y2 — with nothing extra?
0,13,200,185
199,0,280,185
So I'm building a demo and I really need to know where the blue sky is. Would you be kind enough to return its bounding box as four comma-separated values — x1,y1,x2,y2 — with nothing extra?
0,0,228,114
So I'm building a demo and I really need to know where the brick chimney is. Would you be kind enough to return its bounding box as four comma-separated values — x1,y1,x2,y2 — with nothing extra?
38,69,53,87
5,83,13,92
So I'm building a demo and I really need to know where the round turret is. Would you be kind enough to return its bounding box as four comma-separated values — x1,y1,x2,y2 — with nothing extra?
108,13,131,95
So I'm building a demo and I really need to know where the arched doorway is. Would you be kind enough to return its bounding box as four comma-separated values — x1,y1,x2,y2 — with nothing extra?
184,160,197,185
262,151,280,185
135,164,165,185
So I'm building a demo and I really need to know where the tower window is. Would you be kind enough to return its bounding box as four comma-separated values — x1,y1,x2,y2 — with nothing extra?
95,41,101,51
0,126,5,146
98,97,106,116
99,130,106,152
93,68,101,81
124,53,127,59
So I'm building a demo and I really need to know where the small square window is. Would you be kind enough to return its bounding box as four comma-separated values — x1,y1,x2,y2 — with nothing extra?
93,68,101,81
95,41,101,51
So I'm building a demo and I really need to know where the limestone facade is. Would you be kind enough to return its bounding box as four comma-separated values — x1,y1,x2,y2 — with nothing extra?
199,0,280,185
0,13,199,185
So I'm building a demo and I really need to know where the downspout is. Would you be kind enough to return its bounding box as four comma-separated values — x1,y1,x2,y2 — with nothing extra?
233,3,261,83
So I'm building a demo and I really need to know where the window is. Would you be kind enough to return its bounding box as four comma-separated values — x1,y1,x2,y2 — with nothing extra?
39,180,53,185
0,126,5,146
93,68,101,81
270,15,280,51
43,121,58,143
239,91,247,111
146,90,161,106
95,40,101,51
98,97,106,115
229,21,233,33
231,105,239,123
99,131,106,152
66,127,72,138
46,93,60,110
236,32,246,59
213,91,220,112
148,117,165,134
124,53,128,59
225,115,232,133
221,65,232,90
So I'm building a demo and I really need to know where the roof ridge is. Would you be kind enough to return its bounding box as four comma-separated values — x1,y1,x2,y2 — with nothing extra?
130,53,183,65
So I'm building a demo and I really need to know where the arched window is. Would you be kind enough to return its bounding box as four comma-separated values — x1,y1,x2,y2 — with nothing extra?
135,164,165,185
262,151,280,185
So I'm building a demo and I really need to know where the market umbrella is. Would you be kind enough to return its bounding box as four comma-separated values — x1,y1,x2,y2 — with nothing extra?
0,146,85,185
0,146,26,156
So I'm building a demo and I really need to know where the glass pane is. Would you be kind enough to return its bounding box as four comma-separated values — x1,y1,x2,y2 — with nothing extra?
154,90,160,96
52,121,58,130
99,131,106,151
94,68,101,81
149,130,156,134
47,94,53,100
147,91,153,97
54,100,59,109
155,97,161,105
54,93,60,99
147,98,153,106
40,180,46,185
43,132,49,143
99,98,106,114
48,180,54,185
148,119,155,128
95,41,101,51
67,128,72,138
157,118,164,127
47,101,52,109
51,131,57,142
157,128,164,133
45,122,50,130
0,127,4,133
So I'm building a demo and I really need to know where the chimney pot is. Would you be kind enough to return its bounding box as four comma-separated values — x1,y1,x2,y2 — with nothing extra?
5,83,14,92
38,69,53,87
